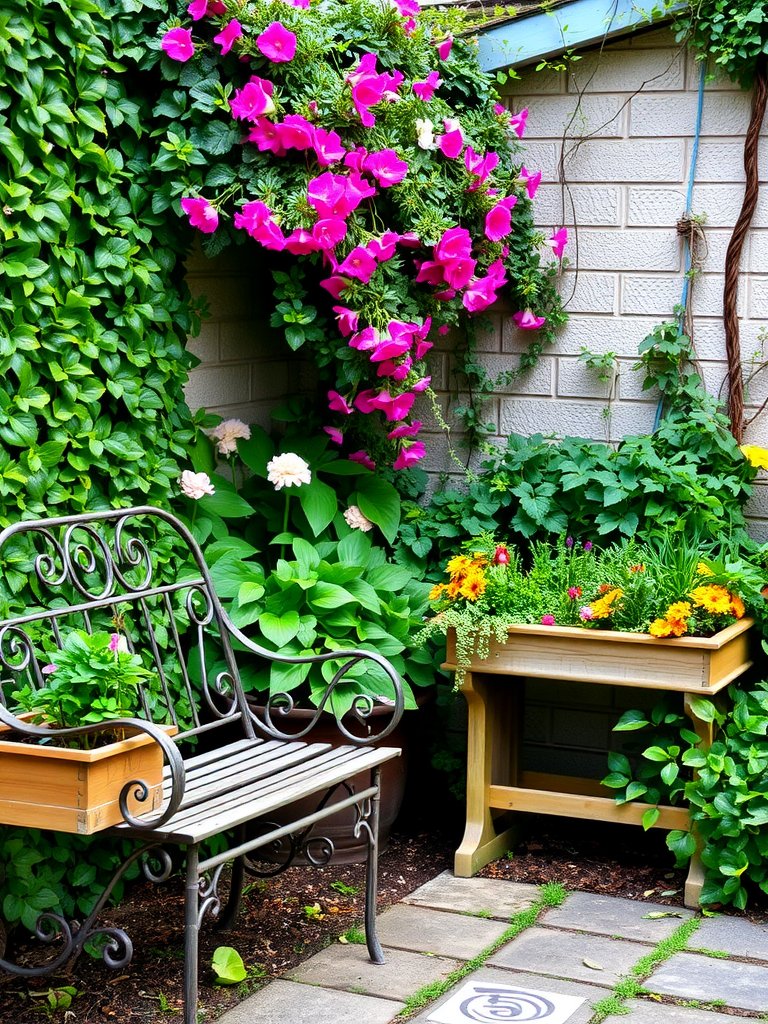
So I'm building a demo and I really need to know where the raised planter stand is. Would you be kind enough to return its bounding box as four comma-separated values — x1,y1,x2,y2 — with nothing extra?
444,618,754,908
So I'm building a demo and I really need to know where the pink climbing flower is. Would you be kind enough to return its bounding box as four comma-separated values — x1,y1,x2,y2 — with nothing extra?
411,376,431,392
393,441,426,470
349,450,376,471
349,326,380,351
413,71,441,101
284,229,319,255
313,218,348,250
439,126,463,159
313,128,346,166
541,614,556,626
337,246,378,283
323,426,344,444
213,19,242,55
484,196,517,242
512,310,547,330
464,147,499,187
548,227,568,259
256,22,297,62
387,420,422,439
377,357,412,381
328,390,353,415
463,268,506,312
180,196,218,234
333,307,359,337
519,165,542,200
509,108,528,138
308,172,365,218
233,200,285,250
230,77,275,120
363,150,409,187
187,0,209,19
275,114,316,151
319,275,349,299
435,226,472,262
161,27,195,62
366,231,400,262
247,118,285,155
435,35,453,60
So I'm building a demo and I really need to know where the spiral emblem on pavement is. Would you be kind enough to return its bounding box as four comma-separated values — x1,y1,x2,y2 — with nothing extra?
458,987,556,1021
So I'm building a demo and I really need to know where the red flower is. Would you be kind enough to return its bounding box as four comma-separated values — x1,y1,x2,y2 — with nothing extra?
492,545,510,565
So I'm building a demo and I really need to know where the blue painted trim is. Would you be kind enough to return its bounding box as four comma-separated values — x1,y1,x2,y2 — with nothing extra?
477,0,675,72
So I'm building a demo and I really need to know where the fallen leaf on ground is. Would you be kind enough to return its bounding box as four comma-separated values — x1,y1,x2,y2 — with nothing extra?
582,959,604,970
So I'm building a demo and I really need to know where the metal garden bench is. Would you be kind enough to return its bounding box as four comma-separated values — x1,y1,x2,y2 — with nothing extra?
0,506,405,1024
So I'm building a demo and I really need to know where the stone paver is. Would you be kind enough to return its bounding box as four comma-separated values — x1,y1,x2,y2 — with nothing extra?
542,891,694,942
285,943,461,1000
646,951,768,1011
487,925,645,985
404,871,539,919
691,914,768,959
215,978,404,1024
408,968,609,1024
607,999,746,1023
376,903,509,959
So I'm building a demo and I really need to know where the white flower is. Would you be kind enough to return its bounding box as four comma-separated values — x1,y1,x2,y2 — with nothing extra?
266,452,311,490
180,470,216,500
443,117,461,133
207,418,251,456
415,117,437,150
343,505,374,532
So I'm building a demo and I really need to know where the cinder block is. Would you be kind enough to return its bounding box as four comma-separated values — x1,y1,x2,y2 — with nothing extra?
749,232,768,273
621,275,681,315
557,357,616,399
561,271,618,313
748,277,768,318
746,517,768,542
473,316,502,352
184,363,252,410
626,187,687,227
499,396,615,440
576,229,681,271
516,95,628,139
219,321,275,362
563,139,685,183
251,360,291,401
745,483,768,520
568,48,685,94
692,142,747,183
186,322,220,364
534,185,621,227
630,92,752,138
601,398,658,440
206,401,271,426
690,319,728,360
694,230,734,274
504,313,660,357
503,69,565,95
618,359,660,401
514,141,559,179
474,353,554,395
188,274,261,320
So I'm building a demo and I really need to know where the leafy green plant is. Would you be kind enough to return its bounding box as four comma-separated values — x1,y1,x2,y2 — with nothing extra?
329,880,359,896
673,0,768,86
211,946,247,985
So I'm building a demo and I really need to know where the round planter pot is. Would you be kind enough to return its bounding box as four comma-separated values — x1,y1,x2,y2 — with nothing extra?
246,698,410,865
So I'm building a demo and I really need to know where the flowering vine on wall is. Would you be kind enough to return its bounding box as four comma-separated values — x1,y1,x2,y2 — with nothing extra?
156,0,566,470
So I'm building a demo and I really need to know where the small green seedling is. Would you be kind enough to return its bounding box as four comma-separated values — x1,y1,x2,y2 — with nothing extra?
303,903,324,920
330,880,359,896
338,926,366,945
212,946,247,985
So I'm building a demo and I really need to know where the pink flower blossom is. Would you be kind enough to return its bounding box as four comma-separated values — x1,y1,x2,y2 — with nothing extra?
493,545,511,565
415,260,446,287
579,606,594,621
333,306,359,337
437,324,450,336
387,420,422,439
284,229,319,255
180,196,218,234
435,226,472,262
413,71,441,101
337,246,378,283
484,196,517,241
319,275,349,299
275,114,315,150
349,326,379,351
442,257,476,290
435,35,453,60
346,53,400,127
493,102,507,116
464,146,499,187
187,0,209,20
313,217,348,250
568,586,582,600
230,77,275,120
213,19,242,55
509,108,528,138
233,200,285,250
349,450,376,470
344,146,368,172
376,357,412,381
541,614,556,626
324,426,343,444
256,21,297,62
313,127,346,166
548,227,568,259
328,390,354,415
463,272,504,313
162,27,195,62
519,165,542,199
439,128,463,159
247,117,285,155
393,441,426,470
414,337,433,360
367,231,400,261
512,310,547,330
363,149,408,187
308,172,366,218
290,0,309,6
410,376,431,392
370,329,413,362
399,231,421,247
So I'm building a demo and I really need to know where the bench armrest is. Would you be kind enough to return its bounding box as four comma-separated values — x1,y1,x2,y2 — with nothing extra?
223,615,405,745
0,706,187,828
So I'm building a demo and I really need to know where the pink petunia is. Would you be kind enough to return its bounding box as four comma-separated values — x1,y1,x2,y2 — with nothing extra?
333,306,359,337
366,231,400,262
415,260,446,287
349,326,380,351
284,229,319,255
413,336,433,360
442,257,476,291
512,309,547,330
319,275,349,299
213,19,242,55
435,226,472,262
230,77,275,120
548,227,568,259
493,102,507,116
519,165,542,200
435,35,453,60
509,108,528,138
413,71,441,101
343,146,368,173
275,114,315,150
439,128,463,160
187,0,209,20
387,420,422,439
411,376,431,392
307,172,365,219
313,217,348,250
161,27,195,62
324,426,344,444
484,196,517,242
313,127,346,166
370,334,413,362
328,390,353,415
349,450,376,471
363,149,408,187
337,246,378,283
233,200,285,250
393,441,426,470
464,147,500,188
256,22,297,62
180,196,218,234
247,118,285,155
376,357,412,381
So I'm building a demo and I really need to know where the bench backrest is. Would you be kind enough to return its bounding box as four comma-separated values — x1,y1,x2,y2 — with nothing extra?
0,506,257,744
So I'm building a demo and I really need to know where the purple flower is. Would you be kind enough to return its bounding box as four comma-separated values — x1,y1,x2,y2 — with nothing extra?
584,541,593,552
541,614,556,626
579,606,594,621
565,536,574,549
41,663,57,675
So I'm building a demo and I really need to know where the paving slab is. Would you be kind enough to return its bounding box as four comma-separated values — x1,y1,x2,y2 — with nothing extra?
542,892,693,942
404,871,539,919
487,925,645,985
215,978,404,1024
691,914,768,960
408,968,609,1024
607,999,746,1023
377,904,509,959
645,950,768,1011
285,943,461,1000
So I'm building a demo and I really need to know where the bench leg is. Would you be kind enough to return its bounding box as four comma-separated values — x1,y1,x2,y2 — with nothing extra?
361,766,384,965
216,827,246,931
183,845,200,1024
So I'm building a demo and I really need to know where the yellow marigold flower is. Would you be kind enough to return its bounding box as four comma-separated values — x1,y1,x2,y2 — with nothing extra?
666,601,692,620
696,561,713,577
666,615,689,637
446,555,472,580
649,618,673,638
740,444,768,470
730,593,745,619
459,573,487,601
590,588,623,619
690,585,732,616
428,583,445,601
446,579,462,599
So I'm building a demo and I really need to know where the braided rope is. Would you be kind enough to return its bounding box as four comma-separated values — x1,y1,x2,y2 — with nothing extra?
723,57,768,442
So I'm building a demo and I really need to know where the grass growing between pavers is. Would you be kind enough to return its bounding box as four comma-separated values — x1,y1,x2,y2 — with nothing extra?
589,916,701,1022
395,882,567,1020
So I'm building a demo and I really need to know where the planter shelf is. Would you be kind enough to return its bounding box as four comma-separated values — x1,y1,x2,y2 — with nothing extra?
0,723,174,835
444,619,754,908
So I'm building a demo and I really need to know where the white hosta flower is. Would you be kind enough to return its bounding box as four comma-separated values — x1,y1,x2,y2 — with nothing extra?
207,418,251,456
343,505,374,532
180,470,215,500
415,117,437,150
266,452,311,490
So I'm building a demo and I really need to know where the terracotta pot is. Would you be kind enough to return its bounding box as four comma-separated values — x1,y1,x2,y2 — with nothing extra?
246,699,412,864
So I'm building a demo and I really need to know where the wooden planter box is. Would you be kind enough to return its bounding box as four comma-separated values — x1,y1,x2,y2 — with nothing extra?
0,722,175,835
444,617,754,693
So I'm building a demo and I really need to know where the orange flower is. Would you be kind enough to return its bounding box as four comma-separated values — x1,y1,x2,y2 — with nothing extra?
459,571,486,601
429,583,445,601
649,618,673,638
446,555,472,580
590,588,623,619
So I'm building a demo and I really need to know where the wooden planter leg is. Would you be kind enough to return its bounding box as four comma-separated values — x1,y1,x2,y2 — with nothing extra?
682,693,715,908
455,671,519,877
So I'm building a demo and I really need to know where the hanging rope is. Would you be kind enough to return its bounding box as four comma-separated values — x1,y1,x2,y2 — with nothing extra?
723,55,768,443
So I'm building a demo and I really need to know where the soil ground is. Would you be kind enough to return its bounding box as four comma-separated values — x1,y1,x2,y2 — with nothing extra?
3,810,768,1023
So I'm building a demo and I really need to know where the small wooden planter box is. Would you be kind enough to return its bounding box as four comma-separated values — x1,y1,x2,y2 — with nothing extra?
444,617,754,693
0,723,174,835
